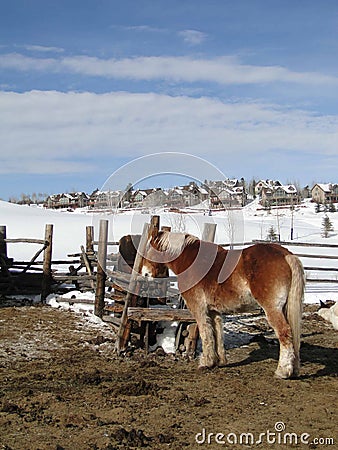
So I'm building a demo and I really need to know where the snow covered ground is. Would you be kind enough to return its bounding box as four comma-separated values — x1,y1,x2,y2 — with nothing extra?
1,198,338,305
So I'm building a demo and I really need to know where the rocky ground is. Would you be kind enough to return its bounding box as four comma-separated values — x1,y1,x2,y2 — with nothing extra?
0,303,337,449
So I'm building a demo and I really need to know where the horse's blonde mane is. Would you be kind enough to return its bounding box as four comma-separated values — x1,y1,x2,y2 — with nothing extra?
155,231,199,257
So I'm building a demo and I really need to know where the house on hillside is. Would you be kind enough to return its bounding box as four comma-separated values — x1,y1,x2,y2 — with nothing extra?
165,188,184,208
129,188,167,208
207,179,247,208
164,182,208,209
210,186,246,208
207,178,242,192
89,189,123,209
181,182,208,206
260,184,300,207
311,183,338,204
255,179,282,197
45,192,89,209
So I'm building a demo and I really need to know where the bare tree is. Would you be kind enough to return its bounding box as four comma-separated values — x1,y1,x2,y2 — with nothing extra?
168,212,187,232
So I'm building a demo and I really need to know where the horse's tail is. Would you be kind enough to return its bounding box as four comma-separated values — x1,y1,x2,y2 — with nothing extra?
285,254,305,362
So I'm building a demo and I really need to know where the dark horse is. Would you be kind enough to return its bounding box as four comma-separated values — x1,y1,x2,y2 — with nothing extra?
141,231,305,379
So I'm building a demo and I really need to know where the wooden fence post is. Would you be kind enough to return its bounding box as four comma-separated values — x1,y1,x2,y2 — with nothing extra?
179,222,217,358
86,226,94,255
0,225,7,257
94,220,108,318
116,222,150,353
41,224,53,302
202,223,217,242
0,225,8,276
150,215,160,234
144,216,161,353
161,226,171,232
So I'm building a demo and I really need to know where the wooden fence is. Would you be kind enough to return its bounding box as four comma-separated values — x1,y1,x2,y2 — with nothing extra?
1,218,338,354
221,239,338,291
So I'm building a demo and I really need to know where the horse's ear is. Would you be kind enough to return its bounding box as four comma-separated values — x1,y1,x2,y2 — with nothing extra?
319,300,328,309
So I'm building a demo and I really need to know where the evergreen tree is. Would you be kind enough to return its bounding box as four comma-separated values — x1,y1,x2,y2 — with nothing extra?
322,215,334,238
266,225,279,241
315,203,321,213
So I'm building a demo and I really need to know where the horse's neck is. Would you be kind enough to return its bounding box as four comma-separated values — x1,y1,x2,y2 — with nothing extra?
165,242,200,275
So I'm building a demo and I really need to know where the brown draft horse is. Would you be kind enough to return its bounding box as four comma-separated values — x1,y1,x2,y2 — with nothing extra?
141,231,305,379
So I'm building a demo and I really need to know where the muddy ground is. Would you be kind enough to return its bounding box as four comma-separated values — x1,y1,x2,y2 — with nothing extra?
0,303,337,450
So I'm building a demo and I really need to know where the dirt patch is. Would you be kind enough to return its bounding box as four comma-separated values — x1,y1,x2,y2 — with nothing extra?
0,304,337,449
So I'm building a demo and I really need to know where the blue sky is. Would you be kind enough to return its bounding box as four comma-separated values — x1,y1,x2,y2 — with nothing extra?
1,0,338,200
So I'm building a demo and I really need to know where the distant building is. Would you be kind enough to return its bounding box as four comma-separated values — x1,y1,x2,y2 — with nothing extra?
260,184,300,207
130,188,167,208
166,182,208,208
45,192,89,209
255,180,282,197
311,183,338,204
207,179,247,208
89,189,124,209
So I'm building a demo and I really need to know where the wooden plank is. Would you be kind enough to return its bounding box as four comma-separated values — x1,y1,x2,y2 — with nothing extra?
4,238,47,245
86,226,95,254
104,304,125,313
306,278,338,283
93,240,119,246
202,223,217,242
220,240,338,249
13,259,80,266
0,226,7,257
252,239,338,248
127,307,195,323
94,220,108,318
102,315,121,330
115,222,151,353
296,254,338,260
151,215,160,234
161,226,171,232
81,245,95,289
21,243,47,273
41,224,53,302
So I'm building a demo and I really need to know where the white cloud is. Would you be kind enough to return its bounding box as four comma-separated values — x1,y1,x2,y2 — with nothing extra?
0,90,337,175
178,29,208,45
124,25,167,33
1,53,337,86
23,44,64,53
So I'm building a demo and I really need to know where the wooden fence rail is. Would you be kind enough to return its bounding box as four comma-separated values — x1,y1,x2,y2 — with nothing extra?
221,239,338,284
2,222,338,299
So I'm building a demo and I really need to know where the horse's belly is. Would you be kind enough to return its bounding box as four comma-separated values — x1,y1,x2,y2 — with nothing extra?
215,282,260,313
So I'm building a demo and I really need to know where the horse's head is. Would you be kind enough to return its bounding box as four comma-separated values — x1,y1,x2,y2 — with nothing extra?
141,230,198,279
141,231,170,279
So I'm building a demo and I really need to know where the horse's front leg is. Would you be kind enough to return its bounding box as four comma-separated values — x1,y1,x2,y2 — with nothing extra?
210,311,227,367
186,296,218,369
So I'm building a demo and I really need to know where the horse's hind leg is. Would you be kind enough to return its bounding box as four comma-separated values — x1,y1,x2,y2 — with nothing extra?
210,311,227,367
264,307,295,379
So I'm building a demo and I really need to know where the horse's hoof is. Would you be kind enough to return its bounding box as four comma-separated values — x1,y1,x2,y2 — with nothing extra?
198,365,215,372
274,367,293,379
292,363,300,378
274,371,289,380
291,369,300,378
217,359,228,368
